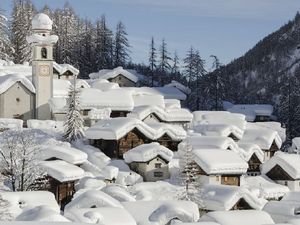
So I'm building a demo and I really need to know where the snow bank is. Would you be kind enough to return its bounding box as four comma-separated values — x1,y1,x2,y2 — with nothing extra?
261,152,300,180
0,118,23,130
124,142,174,163
200,210,275,225
27,120,64,134
85,117,186,141
193,149,248,175
201,184,267,211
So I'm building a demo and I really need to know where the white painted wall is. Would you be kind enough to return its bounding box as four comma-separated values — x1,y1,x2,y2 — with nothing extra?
277,180,300,191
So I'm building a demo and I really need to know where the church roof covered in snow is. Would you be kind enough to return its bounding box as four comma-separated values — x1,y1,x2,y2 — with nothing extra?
261,152,300,180
89,66,142,83
32,13,53,30
201,184,267,211
123,142,174,163
193,149,248,175
239,128,282,150
85,117,186,141
0,74,35,94
127,105,193,122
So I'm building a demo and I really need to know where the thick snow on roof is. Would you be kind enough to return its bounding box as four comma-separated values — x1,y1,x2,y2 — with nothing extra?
164,99,181,109
244,175,289,200
291,137,300,153
248,122,286,142
101,185,136,202
91,79,120,91
0,118,23,130
133,93,166,108
89,66,142,83
192,111,247,130
224,102,274,122
32,13,53,30
16,205,70,222
200,210,274,225
88,108,111,120
193,149,248,175
202,184,267,211
261,152,300,180
123,142,174,163
0,223,86,225
239,128,282,150
123,200,199,225
80,88,134,111
127,105,193,122
76,176,106,191
65,190,123,210
238,143,265,162
53,62,79,75
26,33,58,45
85,117,186,141
164,80,191,95
64,207,137,225
194,124,244,140
0,63,32,77
1,191,59,218
0,74,35,94
39,145,87,165
39,160,85,182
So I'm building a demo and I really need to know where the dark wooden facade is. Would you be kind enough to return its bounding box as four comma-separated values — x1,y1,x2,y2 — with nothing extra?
254,115,271,122
47,176,76,210
266,164,294,181
231,198,253,210
247,154,262,175
156,134,180,151
228,133,239,141
110,111,129,118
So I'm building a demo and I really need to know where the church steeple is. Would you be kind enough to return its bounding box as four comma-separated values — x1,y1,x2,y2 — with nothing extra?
27,13,58,120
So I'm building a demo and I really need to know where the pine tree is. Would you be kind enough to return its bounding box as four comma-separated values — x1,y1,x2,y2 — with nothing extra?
0,9,13,61
11,0,35,64
63,80,84,142
210,55,223,110
114,21,130,67
158,38,171,85
95,15,114,70
149,37,157,86
171,51,180,76
183,47,195,85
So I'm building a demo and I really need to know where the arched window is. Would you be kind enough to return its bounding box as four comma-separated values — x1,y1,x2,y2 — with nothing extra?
41,47,47,59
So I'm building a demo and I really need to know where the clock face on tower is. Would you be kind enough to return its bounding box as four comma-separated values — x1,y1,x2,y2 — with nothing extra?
39,65,50,76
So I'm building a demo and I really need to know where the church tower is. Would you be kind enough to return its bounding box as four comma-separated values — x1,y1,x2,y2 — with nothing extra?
27,13,58,120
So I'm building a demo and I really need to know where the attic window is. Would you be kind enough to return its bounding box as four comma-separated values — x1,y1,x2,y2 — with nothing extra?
155,163,162,169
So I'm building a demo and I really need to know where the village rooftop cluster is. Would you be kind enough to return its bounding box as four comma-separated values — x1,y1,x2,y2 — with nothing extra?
1,13,300,225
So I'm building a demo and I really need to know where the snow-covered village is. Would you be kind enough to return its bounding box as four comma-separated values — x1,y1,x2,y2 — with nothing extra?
1,0,300,225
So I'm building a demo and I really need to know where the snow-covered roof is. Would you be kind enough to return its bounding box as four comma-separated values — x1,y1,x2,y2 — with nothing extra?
123,142,174,163
164,99,181,109
89,66,141,83
0,118,23,130
39,145,88,165
194,124,244,140
91,79,120,91
85,117,186,141
101,185,136,202
133,93,165,108
291,137,300,151
164,80,191,95
224,102,274,122
244,176,290,200
53,62,79,76
27,120,64,134
200,210,274,225
238,143,264,162
239,128,282,150
193,149,248,175
80,88,134,111
122,200,199,225
261,152,300,180
32,13,53,30
76,176,106,191
127,105,193,123
0,74,35,94
39,160,85,182
248,122,286,142
202,184,267,211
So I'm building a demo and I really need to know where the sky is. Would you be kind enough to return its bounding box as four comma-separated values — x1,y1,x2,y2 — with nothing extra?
2,0,300,69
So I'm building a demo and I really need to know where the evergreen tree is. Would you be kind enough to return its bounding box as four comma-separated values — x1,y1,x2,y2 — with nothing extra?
158,38,171,85
148,37,156,86
0,9,12,61
210,55,223,110
63,80,84,142
11,0,35,64
95,15,114,70
183,47,195,85
114,21,130,67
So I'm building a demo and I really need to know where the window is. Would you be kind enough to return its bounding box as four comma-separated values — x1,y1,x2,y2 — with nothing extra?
119,76,122,80
41,47,47,59
155,163,162,169
285,181,288,186
82,110,89,116
154,171,163,177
